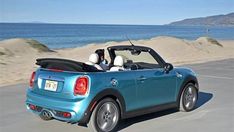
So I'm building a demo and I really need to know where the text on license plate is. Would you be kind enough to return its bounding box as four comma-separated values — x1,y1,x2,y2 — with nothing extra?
44,80,58,91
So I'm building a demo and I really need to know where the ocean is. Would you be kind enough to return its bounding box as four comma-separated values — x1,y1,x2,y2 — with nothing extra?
0,23,234,49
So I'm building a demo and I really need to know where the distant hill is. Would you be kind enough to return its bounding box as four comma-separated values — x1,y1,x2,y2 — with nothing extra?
169,13,234,26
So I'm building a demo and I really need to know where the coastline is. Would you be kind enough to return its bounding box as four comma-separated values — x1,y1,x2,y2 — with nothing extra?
0,36,234,87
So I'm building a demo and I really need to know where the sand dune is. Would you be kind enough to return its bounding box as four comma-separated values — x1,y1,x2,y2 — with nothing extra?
0,36,234,86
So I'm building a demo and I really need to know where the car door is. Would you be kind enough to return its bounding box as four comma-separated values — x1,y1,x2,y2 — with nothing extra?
135,68,177,109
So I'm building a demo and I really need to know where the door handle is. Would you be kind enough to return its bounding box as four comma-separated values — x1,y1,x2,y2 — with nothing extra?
137,76,147,81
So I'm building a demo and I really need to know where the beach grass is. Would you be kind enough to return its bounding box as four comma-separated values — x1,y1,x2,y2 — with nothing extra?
206,37,223,47
0,51,5,55
27,39,53,52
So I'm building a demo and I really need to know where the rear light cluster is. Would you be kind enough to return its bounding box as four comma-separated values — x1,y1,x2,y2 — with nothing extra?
28,104,42,112
56,111,71,118
74,76,89,95
63,112,71,118
29,104,36,110
29,71,36,88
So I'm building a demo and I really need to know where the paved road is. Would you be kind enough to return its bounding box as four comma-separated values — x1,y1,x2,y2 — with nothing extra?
0,59,234,132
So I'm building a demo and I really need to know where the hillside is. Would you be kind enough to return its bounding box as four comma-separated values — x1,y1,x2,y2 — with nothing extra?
169,13,234,26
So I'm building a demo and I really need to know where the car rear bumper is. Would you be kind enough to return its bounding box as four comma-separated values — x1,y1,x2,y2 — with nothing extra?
25,89,91,123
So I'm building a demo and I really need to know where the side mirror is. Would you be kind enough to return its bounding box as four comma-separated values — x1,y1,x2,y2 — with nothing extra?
164,63,173,73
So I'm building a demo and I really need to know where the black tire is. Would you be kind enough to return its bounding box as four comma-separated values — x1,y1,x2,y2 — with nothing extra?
88,98,120,132
179,83,198,112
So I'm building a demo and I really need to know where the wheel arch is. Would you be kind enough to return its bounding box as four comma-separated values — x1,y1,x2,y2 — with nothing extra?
78,88,126,125
176,75,199,105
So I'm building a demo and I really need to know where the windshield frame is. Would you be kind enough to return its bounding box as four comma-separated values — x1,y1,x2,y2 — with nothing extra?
107,45,166,68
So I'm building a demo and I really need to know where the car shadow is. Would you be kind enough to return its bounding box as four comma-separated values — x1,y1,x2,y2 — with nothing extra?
117,91,213,131
195,91,213,108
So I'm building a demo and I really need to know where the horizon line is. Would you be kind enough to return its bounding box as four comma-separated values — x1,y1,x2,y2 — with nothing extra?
0,22,170,26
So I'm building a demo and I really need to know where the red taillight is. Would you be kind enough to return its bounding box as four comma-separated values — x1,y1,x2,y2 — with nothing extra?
29,104,36,110
74,77,89,95
29,71,36,88
63,112,71,118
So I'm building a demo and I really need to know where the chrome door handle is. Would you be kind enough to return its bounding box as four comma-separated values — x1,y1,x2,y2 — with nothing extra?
137,76,147,81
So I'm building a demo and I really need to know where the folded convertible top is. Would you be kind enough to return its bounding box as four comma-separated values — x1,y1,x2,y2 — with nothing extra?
36,58,103,72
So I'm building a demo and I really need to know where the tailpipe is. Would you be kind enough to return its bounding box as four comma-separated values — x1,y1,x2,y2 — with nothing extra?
39,110,53,121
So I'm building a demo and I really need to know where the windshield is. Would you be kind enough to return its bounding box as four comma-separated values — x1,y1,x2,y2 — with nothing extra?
115,50,159,65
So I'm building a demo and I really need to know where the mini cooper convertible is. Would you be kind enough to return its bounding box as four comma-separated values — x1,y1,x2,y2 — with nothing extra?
26,45,199,132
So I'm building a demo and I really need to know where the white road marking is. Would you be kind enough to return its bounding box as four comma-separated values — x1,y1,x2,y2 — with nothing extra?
174,110,210,121
198,74,233,80
194,67,234,71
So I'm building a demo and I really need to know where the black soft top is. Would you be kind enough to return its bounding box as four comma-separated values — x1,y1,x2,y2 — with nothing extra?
36,58,103,72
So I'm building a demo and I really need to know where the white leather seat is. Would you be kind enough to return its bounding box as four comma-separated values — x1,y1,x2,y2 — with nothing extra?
110,56,125,71
85,53,103,70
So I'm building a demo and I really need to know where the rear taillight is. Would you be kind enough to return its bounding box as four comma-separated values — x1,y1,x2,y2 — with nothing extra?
74,76,89,95
29,104,36,110
62,112,71,118
29,71,36,88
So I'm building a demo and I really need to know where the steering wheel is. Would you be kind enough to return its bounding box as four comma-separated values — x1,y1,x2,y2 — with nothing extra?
130,63,139,70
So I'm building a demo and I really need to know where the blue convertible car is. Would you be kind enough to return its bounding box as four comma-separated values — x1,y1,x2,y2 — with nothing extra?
26,45,199,132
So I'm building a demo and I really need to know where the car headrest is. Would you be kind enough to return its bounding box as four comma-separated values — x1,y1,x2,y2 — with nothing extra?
89,53,99,64
114,56,124,67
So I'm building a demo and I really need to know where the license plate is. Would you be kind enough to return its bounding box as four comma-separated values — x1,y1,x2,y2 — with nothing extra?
44,80,58,92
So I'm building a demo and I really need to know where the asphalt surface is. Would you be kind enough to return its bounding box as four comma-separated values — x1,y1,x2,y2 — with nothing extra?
0,59,234,132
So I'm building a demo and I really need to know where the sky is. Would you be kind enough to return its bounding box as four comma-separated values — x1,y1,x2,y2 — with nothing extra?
0,0,234,25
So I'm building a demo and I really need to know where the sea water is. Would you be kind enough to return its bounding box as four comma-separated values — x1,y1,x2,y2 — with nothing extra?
0,23,233,49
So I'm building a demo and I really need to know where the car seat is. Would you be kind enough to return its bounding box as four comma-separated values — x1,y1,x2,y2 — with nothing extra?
109,56,125,71
85,53,103,70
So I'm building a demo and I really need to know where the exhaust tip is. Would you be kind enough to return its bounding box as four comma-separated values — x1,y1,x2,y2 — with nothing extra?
40,110,53,121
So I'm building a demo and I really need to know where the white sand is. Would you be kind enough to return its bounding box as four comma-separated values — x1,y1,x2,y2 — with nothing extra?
0,36,234,86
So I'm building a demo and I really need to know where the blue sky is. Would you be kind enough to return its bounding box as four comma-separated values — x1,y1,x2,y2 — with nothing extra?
1,0,233,25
